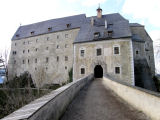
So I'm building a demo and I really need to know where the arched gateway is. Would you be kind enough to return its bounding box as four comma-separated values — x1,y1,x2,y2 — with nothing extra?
94,65,103,78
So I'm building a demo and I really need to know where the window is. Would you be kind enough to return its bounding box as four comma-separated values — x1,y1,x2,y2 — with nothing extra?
80,50,85,57
15,43,16,46
35,48,38,51
115,67,120,74
46,57,49,63
31,31,35,35
65,34,68,38
114,46,120,55
46,47,49,50
136,50,139,55
65,56,68,61
108,31,113,37
48,27,52,31
13,51,17,55
47,37,49,41
35,67,37,70
35,58,37,63
57,35,59,39
65,66,67,70
66,24,71,28
16,34,19,37
65,44,68,48
97,48,102,56
108,24,113,28
57,45,59,49
23,60,25,64
28,59,30,64
46,67,48,70
28,49,30,53
14,60,16,64
81,68,85,74
94,32,100,38
23,42,25,45
23,50,25,53
57,56,59,62
36,39,38,43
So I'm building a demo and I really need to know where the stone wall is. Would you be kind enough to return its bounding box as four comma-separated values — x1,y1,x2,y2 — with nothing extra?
103,75,160,120
8,28,80,87
2,74,93,120
73,38,134,85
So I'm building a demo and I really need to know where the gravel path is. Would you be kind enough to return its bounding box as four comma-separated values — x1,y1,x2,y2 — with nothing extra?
60,78,150,120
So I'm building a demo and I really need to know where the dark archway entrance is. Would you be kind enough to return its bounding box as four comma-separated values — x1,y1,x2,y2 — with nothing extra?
94,65,103,78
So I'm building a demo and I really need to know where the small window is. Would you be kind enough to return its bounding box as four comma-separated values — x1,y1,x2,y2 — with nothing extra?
16,34,19,37
81,68,85,74
46,67,48,70
28,59,30,64
65,66,67,70
14,60,16,64
13,51,17,55
35,58,37,63
35,48,38,51
114,46,120,55
47,37,49,41
57,56,59,62
94,32,100,38
23,42,25,45
66,24,71,28
48,27,52,31
28,49,30,53
23,50,25,53
65,56,68,61
23,60,25,64
136,50,139,55
97,48,102,56
46,47,49,50
115,67,120,74
36,39,38,43
15,43,17,46
57,35,59,39
81,50,85,57
46,57,49,63
65,34,68,38
57,45,59,49
35,67,37,70
108,24,113,28
31,31,35,35
108,31,113,37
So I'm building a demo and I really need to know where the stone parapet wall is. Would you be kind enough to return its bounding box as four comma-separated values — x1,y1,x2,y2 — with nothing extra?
103,75,160,120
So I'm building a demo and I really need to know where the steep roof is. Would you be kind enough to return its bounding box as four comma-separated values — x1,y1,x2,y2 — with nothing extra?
129,23,144,27
74,13,132,43
12,14,86,40
12,13,132,42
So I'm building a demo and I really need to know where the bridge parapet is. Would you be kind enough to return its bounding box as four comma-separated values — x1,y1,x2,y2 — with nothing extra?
2,74,93,120
103,75,160,120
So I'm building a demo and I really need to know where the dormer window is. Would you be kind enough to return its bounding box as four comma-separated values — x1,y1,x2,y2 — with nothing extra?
94,32,100,38
16,34,19,37
48,27,52,31
31,31,35,35
108,24,113,28
66,24,71,28
108,31,113,37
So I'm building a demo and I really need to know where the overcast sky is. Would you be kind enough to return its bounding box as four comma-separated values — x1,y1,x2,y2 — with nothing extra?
0,0,160,53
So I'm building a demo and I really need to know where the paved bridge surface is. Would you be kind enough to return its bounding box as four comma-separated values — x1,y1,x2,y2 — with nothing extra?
60,78,149,120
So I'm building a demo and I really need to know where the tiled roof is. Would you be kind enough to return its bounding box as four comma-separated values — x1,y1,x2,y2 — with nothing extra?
12,14,86,40
12,13,133,42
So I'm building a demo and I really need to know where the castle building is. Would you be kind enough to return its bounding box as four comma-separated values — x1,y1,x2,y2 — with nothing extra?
8,7,155,89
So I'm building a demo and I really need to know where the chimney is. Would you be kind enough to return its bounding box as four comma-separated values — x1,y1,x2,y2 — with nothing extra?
105,19,107,29
97,5,102,18
91,17,94,26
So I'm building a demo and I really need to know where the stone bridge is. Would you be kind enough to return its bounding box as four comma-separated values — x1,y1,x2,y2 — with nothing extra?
2,74,160,120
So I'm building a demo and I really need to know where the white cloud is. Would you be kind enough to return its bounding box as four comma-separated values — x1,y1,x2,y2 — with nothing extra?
122,0,160,27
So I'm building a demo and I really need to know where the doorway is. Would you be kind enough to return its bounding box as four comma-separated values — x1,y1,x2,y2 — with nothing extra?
94,65,103,78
